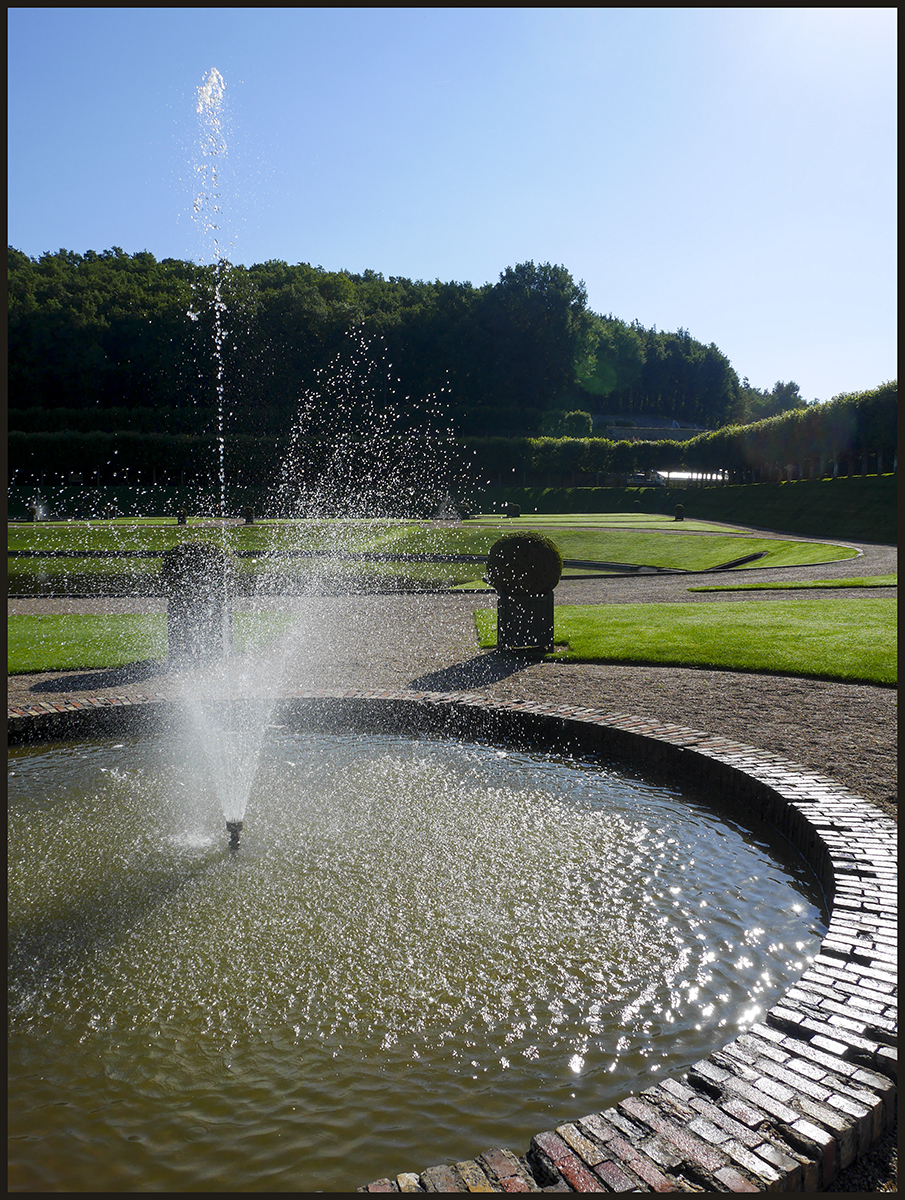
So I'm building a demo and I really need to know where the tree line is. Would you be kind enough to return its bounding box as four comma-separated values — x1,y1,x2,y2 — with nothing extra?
9,247,893,497
9,246,746,442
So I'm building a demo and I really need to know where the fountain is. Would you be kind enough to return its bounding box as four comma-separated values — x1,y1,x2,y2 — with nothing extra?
7,69,896,1195
192,67,230,521
9,720,834,1193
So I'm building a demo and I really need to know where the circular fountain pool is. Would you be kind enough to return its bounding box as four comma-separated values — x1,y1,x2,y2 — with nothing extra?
9,729,827,1193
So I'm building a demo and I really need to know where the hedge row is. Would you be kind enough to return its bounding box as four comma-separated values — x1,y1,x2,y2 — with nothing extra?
9,382,896,489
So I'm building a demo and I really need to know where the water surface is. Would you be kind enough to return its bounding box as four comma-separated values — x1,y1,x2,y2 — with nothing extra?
9,731,827,1192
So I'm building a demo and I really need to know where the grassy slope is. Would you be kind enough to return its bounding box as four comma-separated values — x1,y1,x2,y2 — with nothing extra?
8,517,856,589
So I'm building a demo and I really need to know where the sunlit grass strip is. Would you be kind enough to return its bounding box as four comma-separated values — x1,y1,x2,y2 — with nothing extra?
689,576,896,591
8,615,166,673
474,597,896,685
386,526,856,571
465,513,733,532
9,520,858,574
7,613,296,675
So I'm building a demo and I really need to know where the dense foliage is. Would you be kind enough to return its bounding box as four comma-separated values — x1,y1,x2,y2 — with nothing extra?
8,248,894,496
462,382,896,486
8,247,738,439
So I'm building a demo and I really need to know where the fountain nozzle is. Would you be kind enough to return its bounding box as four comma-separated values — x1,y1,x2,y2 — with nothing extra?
226,819,243,849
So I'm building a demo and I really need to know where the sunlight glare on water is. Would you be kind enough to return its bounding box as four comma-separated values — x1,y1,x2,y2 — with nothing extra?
8,731,827,1192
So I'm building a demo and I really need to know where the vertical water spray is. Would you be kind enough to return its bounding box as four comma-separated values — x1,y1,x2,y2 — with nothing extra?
179,72,471,850
185,68,260,847
193,68,230,519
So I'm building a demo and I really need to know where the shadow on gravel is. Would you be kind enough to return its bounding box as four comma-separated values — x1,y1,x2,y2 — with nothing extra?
28,661,165,692
410,649,541,692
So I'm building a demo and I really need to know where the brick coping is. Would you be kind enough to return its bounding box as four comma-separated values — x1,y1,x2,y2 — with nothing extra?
8,691,897,1193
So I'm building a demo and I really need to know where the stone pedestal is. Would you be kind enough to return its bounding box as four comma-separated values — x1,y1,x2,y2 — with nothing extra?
497,591,554,652
166,591,232,662
161,543,234,663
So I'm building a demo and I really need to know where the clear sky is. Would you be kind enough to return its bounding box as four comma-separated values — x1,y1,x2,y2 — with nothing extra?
8,7,896,402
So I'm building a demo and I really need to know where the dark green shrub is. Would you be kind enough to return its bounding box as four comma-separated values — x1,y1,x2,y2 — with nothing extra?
675,504,685,521
506,502,521,518
242,506,255,525
485,532,563,595
176,509,188,526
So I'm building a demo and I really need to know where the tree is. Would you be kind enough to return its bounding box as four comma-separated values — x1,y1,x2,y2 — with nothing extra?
731,379,807,425
576,314,646,400
475,261,594,410
539,409,593,437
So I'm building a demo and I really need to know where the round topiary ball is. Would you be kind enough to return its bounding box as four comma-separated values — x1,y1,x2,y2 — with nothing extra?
485,532,562,596
160,542,235,596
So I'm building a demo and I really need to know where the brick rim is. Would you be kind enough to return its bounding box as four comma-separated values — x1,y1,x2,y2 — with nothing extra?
7,691,897,1193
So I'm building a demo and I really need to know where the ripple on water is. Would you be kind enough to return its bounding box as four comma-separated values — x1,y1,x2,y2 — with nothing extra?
8,731,827,1192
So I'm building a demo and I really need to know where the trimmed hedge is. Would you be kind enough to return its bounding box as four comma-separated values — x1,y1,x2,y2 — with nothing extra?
485,533,563,595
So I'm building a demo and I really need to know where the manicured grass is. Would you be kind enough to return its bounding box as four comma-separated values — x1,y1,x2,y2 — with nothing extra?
689,576,897,592
466,513,733,532
8,615,167,673
7,613,295,674
6,514,859,594
475,597,896,685
388,523,856,570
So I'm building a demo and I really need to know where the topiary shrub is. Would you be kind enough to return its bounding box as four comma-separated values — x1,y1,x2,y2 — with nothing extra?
675,504,685,521
506,502,521,518
485,532,562,596
176,509,188,526
242,505,255,525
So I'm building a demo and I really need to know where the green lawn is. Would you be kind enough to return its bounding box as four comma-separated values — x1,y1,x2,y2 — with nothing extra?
689,576,896,592
475,597,896,685
10,594,896,685
7,612,294,674
8,516,858,594
465,513,734,532
388,522,856,571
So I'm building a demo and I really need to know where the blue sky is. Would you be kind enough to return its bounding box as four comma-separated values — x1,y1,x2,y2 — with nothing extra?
8,7,896,402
